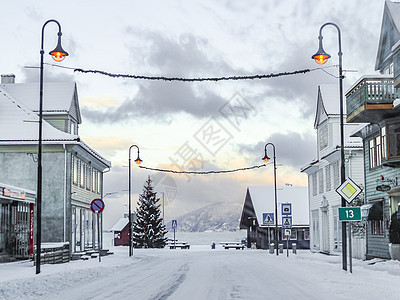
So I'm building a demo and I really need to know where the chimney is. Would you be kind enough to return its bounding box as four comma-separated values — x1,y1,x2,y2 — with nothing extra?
1,74,15,84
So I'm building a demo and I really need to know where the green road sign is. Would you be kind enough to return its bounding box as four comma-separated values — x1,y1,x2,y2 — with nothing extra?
338,207,361,221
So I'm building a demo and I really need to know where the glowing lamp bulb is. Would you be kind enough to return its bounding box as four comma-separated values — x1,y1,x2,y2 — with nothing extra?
134,158,143,165
313,54,329,65
262,154,270,162
50,51,67,62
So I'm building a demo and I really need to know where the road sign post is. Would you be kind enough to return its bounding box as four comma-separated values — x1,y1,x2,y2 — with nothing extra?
91,199,105,262
284,229,291,257
172,220,177,249
338,207,361,274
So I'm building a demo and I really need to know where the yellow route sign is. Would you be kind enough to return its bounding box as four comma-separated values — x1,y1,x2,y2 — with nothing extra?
336,177,362,203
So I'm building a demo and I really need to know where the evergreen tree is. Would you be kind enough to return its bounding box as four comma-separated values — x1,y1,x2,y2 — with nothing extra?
133,176,168,248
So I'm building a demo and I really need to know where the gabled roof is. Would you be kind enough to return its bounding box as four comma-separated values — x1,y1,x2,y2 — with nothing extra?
1,82,82,124
240,186,309,227
110,218,129,231
375,0,400,71
314,85,344,129
0,86,80,144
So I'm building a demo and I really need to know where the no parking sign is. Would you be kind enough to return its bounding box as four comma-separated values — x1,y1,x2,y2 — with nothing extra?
91,198,105,213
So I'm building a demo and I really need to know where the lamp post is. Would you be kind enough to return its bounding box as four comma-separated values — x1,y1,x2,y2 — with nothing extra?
312,22,347,271
160,192,165,226
36,19,68,275
128,145,142,257
262,143,278,256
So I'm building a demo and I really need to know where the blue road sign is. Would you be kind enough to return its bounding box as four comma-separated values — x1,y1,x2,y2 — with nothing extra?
90,198,105,213
263,213,274,225
282,203,292,215
172,219,177,229
282,216,292,228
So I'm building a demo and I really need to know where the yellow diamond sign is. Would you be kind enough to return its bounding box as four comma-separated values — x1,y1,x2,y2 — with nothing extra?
336,177,362,203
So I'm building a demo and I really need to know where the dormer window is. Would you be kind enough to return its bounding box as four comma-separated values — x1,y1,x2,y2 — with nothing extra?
70,121,77,134
319,121,328,151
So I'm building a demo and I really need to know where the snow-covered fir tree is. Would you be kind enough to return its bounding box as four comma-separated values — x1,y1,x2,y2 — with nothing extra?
133,176,168,248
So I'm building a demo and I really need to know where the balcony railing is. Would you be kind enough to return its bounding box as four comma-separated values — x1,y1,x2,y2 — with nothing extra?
346,75,400,123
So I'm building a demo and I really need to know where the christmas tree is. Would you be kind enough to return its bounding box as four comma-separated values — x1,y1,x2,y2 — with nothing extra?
133,176,168,248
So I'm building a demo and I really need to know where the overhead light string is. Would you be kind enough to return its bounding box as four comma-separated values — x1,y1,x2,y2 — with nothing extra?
23,63,339,82
138,163,268,174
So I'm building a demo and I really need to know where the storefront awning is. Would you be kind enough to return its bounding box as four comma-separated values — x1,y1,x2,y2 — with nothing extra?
368,201,383,221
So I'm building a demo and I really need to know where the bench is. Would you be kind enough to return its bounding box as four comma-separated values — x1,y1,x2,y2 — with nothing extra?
169,242,190,249
220,242,245,250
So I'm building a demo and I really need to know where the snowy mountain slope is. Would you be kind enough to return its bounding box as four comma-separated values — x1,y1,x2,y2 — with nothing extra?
165,202,242,232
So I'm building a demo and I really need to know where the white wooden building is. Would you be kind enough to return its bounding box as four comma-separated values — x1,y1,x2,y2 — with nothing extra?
301,85,367,259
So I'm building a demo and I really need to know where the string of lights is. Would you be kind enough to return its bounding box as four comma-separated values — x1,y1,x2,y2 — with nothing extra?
138,163,268,174
73,68,312,82
27,63,339,82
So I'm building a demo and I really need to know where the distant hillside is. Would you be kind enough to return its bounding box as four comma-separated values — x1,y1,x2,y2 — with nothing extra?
166,202,242,232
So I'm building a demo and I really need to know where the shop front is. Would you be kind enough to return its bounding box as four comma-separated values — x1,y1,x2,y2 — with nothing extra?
0,183,35,260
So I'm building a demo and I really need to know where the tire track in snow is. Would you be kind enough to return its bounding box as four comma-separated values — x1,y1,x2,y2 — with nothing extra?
150,263,189,300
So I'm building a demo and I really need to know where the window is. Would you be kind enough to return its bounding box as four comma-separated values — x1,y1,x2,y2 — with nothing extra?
369,139,376,169
97,172,101,194
86,166,91,191
325,165,331,192
371,220,385,235
388,123,400,158
382,126,387,160
70,121,77,134
312,173,317,196
73,157,78,185
319,122,329,151
376,136,382,166
333,161,339,188
318,169,324,194
369,136,382,169
80,162,85,188
92,169,97,192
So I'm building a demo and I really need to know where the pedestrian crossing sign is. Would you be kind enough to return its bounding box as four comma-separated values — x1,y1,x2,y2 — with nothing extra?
263,213,274,225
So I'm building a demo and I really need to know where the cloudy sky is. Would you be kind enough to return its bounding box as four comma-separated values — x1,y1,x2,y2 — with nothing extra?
1,0,386,228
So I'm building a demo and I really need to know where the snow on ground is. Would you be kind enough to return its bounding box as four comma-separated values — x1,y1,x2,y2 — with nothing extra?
1,243,400,300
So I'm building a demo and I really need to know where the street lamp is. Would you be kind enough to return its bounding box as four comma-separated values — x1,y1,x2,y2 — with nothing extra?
262,143,278,256
36,19,69,275
160,191,165,226
312,22,347,271
128,145,142,257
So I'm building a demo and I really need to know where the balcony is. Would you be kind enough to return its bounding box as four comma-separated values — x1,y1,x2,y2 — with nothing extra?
346,75,400,123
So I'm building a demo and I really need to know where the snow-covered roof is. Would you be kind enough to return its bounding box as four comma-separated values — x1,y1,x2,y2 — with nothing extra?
244,186,309,226
110,218,129,231
0,86,80,144
1,82,75,113
0,182,36,195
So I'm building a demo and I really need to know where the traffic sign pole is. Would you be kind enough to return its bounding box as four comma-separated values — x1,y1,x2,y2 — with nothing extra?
91,199,105,262
97,213,101,263
348,222,352,273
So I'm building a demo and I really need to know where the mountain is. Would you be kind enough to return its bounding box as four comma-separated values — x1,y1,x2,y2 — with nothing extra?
166,202,242,232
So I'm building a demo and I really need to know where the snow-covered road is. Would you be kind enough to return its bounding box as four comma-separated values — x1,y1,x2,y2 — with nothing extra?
1,246,400,299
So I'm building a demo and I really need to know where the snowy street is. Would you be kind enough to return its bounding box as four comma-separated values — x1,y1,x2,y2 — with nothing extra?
1,246,400,300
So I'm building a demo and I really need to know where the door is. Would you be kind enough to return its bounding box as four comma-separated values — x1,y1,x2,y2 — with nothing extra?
321,210,329,253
